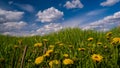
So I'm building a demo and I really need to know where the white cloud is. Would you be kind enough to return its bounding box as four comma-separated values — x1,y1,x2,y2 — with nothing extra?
36,23,63,35
82,11,120,31
100,0,120,6
64,0,84,9
36,7,64,23
0,9,24,22
3,21,27,30
0,21,27,32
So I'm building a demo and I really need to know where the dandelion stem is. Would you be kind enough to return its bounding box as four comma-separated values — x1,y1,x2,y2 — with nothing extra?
20,46,28,68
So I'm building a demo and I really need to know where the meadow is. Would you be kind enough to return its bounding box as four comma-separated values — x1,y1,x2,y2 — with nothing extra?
0,27,120,68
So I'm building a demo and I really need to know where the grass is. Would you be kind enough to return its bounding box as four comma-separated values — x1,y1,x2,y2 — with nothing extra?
0,27,120,68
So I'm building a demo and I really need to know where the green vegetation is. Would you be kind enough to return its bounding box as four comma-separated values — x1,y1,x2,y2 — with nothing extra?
0,27,120,68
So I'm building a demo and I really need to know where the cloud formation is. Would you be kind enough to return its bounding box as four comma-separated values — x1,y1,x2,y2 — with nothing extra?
0,8,27,34
64,0,84,9
82,11,120,31
36,7,64,23
100,0,120,6
0,9,24,23
36,23,62,35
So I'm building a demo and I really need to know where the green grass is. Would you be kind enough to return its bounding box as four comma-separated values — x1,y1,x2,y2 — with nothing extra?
0,27,120,68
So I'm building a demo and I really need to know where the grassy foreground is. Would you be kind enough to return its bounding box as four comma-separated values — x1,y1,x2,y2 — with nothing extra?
0,27,120,68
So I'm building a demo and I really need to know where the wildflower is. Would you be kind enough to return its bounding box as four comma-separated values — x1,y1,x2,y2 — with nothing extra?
59,43,64,46
34,56,44,65
106,32,112,36
49,45,54,49
78,48,85,51
97,42,102,45
63,58,74,65
87,37,93,41
34,43,42,47
63,54,69,58
112,37,120,44
49,60,59,68
43,39,48,42
44,50,53,57
91,54,103,62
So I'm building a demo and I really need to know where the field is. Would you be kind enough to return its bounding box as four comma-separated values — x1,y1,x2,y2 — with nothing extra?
0,27,120,68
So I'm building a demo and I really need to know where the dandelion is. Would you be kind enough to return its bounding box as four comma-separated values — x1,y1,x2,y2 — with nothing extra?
91,54,103,62
112,37,120,44
63,58,74,65
106,32,112,36
63,54,69,58
59,43,64,46
34,43,42,47
49,60,59,68
34,56,44,65
87,37,93,41
97,42,102,45
43,39,48,42
78,48,85,51
44,50,53,57
49,45,54,49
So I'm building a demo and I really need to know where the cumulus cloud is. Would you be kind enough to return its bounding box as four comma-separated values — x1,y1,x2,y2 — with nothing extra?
0,21,27,32
36,23,63,35
64,0,84,9
82,11,120,31
0,9,24,23
100,0,120,6
36,7,64,23
0,8,28,35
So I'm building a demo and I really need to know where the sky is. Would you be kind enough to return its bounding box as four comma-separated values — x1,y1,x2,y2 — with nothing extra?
0,0,120,36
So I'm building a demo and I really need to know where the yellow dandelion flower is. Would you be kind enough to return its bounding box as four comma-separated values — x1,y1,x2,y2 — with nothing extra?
63,58,74,65
106,32,112,36
87,37,93,41
34,43,42,47
78,48,85,51
43,39,48,42
63,54,69,58
97,42,102,45
35,56,44,65
59,43,64,46
43,50,53,57
49,60,59,68
49,45,54,49
91,54,103,62
112,37,120,44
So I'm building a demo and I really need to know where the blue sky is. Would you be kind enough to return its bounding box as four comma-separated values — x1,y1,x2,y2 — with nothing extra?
0,0,120,36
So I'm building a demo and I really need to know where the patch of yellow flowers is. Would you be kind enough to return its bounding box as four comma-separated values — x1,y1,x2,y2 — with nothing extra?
63,58,74,65
91,54,103,63
34,43,42,47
